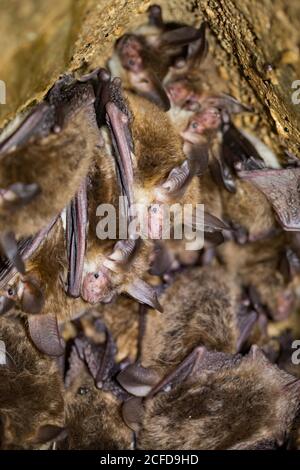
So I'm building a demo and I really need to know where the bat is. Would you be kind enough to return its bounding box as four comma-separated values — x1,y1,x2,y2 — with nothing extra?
0,74,101,275
0,315,65,449
60,322,133,450
218,234,296,321
133,345,300,449
238,167,300,231
80,71,227,309
117,266,264,398
108,5,207,110
0,217,87,356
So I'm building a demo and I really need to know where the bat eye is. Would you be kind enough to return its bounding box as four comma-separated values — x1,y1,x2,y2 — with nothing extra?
94,273,99,279
191,121,198,129
77,386,89,396
128,59,135,67
7,288,15,297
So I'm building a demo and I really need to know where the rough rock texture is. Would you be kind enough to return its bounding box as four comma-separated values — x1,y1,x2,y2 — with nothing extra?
0,0,299,158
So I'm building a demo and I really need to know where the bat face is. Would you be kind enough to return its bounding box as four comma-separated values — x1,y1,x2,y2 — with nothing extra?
137,347,300,450
0,316,65,449
60,324,133,450
181,106,222,144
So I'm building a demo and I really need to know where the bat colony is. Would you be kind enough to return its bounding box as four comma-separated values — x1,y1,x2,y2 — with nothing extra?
0,4,300,450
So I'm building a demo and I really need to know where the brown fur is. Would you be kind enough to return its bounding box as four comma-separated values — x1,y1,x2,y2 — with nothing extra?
1,218,86,322
221,179,276,239
218,235,295,320
81,297,140,362
61,358,132,450
0,103,99,238
141,266,240,375
0,315,64,449
138,348,300,450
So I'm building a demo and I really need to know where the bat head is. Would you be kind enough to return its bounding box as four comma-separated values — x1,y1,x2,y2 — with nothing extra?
181,107,222,144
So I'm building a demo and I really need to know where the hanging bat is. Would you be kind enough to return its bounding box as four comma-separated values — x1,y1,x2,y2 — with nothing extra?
108,5,207,110
218,233,296,321
129,345,300,449
238,167,300,231
0,74,101,276
0,216,87,356
83,296,141,363
117,266,264,400
80,71,227,308
59,322,133,450
0,315,65,449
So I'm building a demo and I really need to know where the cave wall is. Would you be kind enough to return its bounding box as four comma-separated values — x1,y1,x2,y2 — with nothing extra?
0,0,299,157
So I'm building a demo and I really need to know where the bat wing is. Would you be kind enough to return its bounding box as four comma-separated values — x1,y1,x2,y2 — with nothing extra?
27,312,64,356
222,123,265,171
65,179,88,297
239,168,300,231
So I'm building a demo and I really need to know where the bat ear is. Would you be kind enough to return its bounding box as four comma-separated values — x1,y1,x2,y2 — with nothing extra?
161,25,205,48
122,397,144,433
205,93,252,115
248,344,269,362
236,309,258,352
27,313,65,356
117,363,160,397
21,278,45,314
238,168,300,230
125,278,163,311
0,231,25,274
33,425,67,445
0,296,15,315
203,212,231,232
133,69,170,111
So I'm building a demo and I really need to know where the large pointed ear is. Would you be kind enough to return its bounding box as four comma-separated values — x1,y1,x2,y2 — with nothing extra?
21,277,45,314
238,167,300,230
122,397,144,433
33,425,67,445
27,313,64,356
117,363,160,397
130,69,170,111
126,279,163,312
0,296,15,315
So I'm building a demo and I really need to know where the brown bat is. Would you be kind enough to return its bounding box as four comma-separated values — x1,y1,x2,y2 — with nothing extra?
83,296,140,363
59,325,133,450
132,346,300,449
108,5,207,111
0,74,101,276
0,217,87,356
0,315,65,449
218,233,296,321
80,72,227,308
238,166,300,231
117,266,264,399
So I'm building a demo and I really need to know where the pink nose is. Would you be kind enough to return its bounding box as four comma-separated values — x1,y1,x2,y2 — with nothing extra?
81,272,111,304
